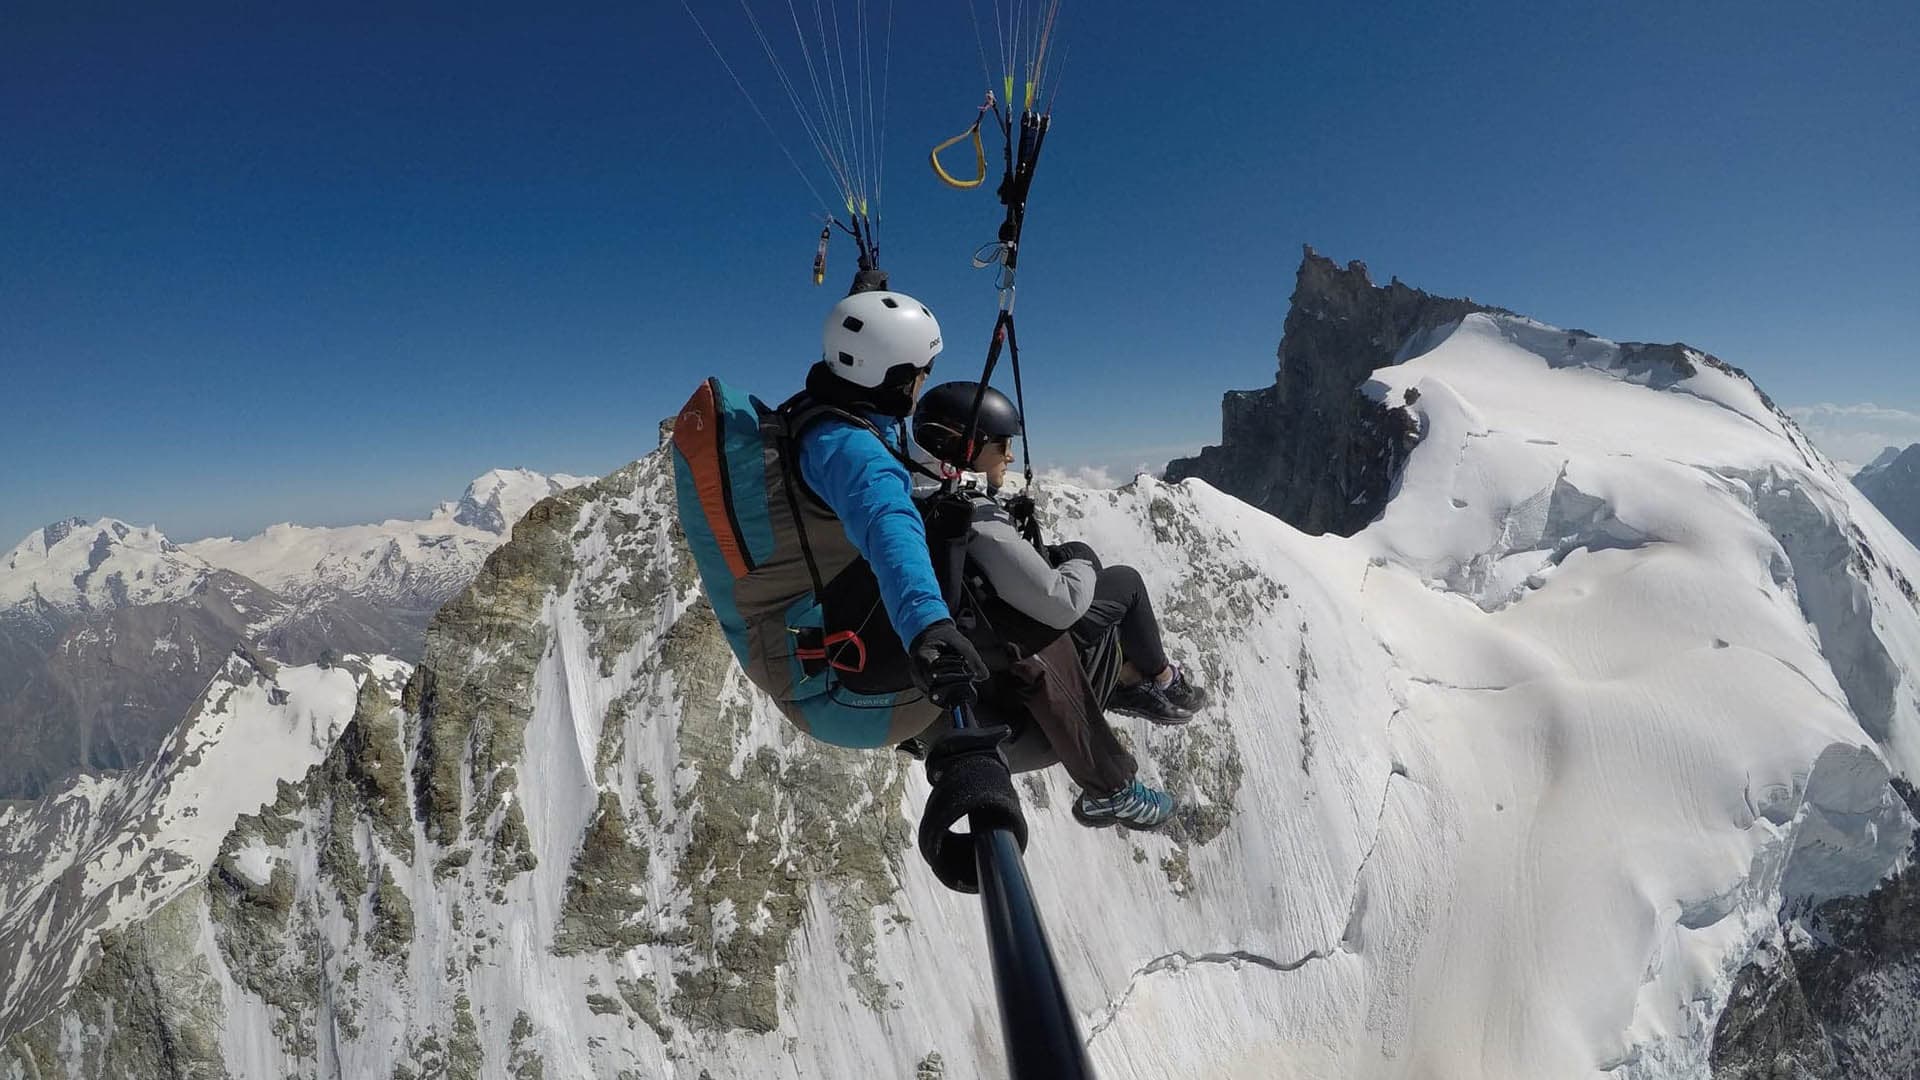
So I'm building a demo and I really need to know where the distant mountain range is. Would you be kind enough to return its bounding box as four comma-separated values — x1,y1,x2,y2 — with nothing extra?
1852,444,1920,549
0,468,589,800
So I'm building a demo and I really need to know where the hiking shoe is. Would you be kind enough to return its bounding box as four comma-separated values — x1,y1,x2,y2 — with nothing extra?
1160,664,1209,713
1073,780,1178,832
1108,664,1208,724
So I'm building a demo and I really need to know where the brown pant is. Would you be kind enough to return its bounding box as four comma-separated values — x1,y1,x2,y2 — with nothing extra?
977,631,1137,795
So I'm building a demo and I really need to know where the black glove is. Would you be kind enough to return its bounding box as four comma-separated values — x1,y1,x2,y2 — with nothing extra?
908,619,989,706
1004,493,1045,549
1047,540,1101,570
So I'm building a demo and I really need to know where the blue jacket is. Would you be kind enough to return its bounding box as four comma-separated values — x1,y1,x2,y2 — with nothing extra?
797,415,951,647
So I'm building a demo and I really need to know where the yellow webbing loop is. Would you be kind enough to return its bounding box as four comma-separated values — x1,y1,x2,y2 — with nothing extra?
930,120,988,190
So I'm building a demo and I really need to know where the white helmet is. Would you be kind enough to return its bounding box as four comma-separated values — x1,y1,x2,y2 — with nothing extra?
820,290,943,389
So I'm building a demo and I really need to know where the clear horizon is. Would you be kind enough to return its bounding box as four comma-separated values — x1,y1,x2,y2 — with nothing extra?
4,2,1916,546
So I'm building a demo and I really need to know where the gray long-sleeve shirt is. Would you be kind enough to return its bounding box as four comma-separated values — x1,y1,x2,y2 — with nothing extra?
963,490,1097,629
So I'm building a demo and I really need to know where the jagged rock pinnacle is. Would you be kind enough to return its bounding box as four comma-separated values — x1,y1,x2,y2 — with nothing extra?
1166,247,1496,535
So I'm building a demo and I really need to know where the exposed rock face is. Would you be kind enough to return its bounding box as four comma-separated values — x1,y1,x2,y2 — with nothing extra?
1854,444,1920,548
1710,942,1838,1080
1710,779,1920,1079
1,892,235,1080
0,451,1312,1079
1854,446,1903,483
2,452,946,1078
1166,246,1499,535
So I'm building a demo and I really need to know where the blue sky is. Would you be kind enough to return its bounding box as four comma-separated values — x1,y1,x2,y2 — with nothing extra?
3,1,1915,545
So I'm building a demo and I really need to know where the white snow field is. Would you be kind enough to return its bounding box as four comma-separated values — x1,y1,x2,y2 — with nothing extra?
4,313,1917,1079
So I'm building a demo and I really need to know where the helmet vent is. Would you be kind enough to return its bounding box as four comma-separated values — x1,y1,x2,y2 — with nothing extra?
838,351,857,366
920,305,932,317
880,297,900,309
841,315,864,332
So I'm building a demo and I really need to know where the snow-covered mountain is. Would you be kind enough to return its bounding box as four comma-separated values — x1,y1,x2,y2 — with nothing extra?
0,651,394,1035
184,467,593,614
0,517,210,615
0,469,589,801
1853,445,1904,485
4,265,1919,1079
0,517,288,798
450,467,597,533
1853,444,1920,548
0,564,297,799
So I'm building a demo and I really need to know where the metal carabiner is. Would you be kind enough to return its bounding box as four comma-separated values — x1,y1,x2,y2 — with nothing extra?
971,240,1008,269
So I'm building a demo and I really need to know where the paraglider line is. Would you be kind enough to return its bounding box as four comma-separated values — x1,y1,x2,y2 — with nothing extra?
680,0,832,211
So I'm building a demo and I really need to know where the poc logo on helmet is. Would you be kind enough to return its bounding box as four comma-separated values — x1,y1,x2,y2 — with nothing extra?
820,290,945,390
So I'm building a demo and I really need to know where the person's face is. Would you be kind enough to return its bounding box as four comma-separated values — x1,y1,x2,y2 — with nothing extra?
909,365,931,402
974,438,1014,486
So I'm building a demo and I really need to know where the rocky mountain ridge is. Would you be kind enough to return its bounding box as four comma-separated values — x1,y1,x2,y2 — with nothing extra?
0,650,384,1039
1166,247,1791,538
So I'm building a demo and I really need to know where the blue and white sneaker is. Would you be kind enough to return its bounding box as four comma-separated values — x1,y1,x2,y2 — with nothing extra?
1072,780,1178,832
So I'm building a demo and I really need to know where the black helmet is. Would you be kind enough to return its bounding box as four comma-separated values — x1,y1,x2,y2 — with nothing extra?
912,381,1023,467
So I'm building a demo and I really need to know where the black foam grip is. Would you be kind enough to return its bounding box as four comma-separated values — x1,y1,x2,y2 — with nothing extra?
917,727,1028,893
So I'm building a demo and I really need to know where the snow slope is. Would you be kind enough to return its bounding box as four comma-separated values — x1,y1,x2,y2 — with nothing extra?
450,467,596,532
1325,314,1920,1074
4,315,1919,1079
